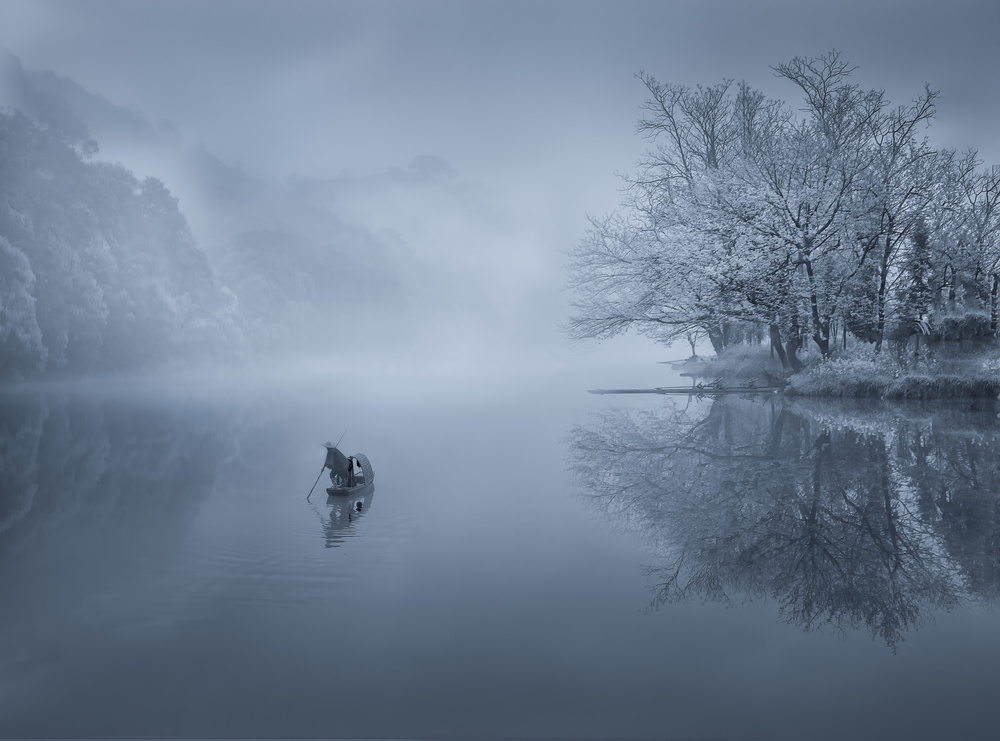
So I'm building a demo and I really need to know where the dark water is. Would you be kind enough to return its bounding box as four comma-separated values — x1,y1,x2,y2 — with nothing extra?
2,374,1000,740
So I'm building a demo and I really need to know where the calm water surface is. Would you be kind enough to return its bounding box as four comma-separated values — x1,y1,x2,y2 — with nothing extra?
2,370,1000,739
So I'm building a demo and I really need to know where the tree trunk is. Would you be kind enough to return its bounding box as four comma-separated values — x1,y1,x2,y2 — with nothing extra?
802,253,830,357
875,232,893,353
783,314,804,371
991,274,999,335
707,326,725,355
766,407,789,457
769,322,790,370
785,335,804,372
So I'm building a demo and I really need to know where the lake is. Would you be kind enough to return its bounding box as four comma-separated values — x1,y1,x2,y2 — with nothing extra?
2,366,1000,740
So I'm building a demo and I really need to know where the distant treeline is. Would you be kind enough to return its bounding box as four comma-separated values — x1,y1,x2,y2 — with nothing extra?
0,50,413,379
0,111,244,376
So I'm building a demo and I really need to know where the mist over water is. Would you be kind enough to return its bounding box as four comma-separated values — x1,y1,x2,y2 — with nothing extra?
2,374,1000,740
0,46,576,383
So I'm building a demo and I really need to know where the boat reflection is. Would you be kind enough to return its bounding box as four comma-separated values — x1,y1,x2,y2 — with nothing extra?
315,489,375,549
567,395,1000,648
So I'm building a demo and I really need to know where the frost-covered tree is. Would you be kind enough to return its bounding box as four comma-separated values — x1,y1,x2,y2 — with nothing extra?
894,222,934,356
743,53,885,358
568,74,795,359
568,52,994,366
858,87,939,352
958,163,1000,331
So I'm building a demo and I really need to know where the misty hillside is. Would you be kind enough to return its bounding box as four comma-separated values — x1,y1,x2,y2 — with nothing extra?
0,50,414,377
0,108,245,375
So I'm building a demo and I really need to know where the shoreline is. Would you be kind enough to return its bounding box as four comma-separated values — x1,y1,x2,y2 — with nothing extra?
671,348,1000,401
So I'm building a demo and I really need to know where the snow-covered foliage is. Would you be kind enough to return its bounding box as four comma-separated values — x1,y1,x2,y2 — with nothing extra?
788,344,1000,399
568,52,1000,367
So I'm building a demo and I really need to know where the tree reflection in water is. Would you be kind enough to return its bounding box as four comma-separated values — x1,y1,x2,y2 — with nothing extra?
0,390,239,560
568,396,1000,649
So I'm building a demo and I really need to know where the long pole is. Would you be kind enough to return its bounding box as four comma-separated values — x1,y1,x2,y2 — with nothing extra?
306,467,325,500
307,428,348,500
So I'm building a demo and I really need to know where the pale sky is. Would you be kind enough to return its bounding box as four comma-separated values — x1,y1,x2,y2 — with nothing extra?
5,0,997,184
2,0,998,367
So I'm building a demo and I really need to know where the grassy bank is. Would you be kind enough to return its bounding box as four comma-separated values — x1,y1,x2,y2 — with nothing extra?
687,344,1000,399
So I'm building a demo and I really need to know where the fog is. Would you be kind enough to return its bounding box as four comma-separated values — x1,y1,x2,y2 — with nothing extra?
5,6,1000,738
2,0,998,384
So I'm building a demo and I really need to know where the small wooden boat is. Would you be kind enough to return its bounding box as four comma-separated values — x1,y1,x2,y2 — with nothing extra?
327,452,374,497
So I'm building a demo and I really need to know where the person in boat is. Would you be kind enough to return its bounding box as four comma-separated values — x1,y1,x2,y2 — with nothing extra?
324,444,355,487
